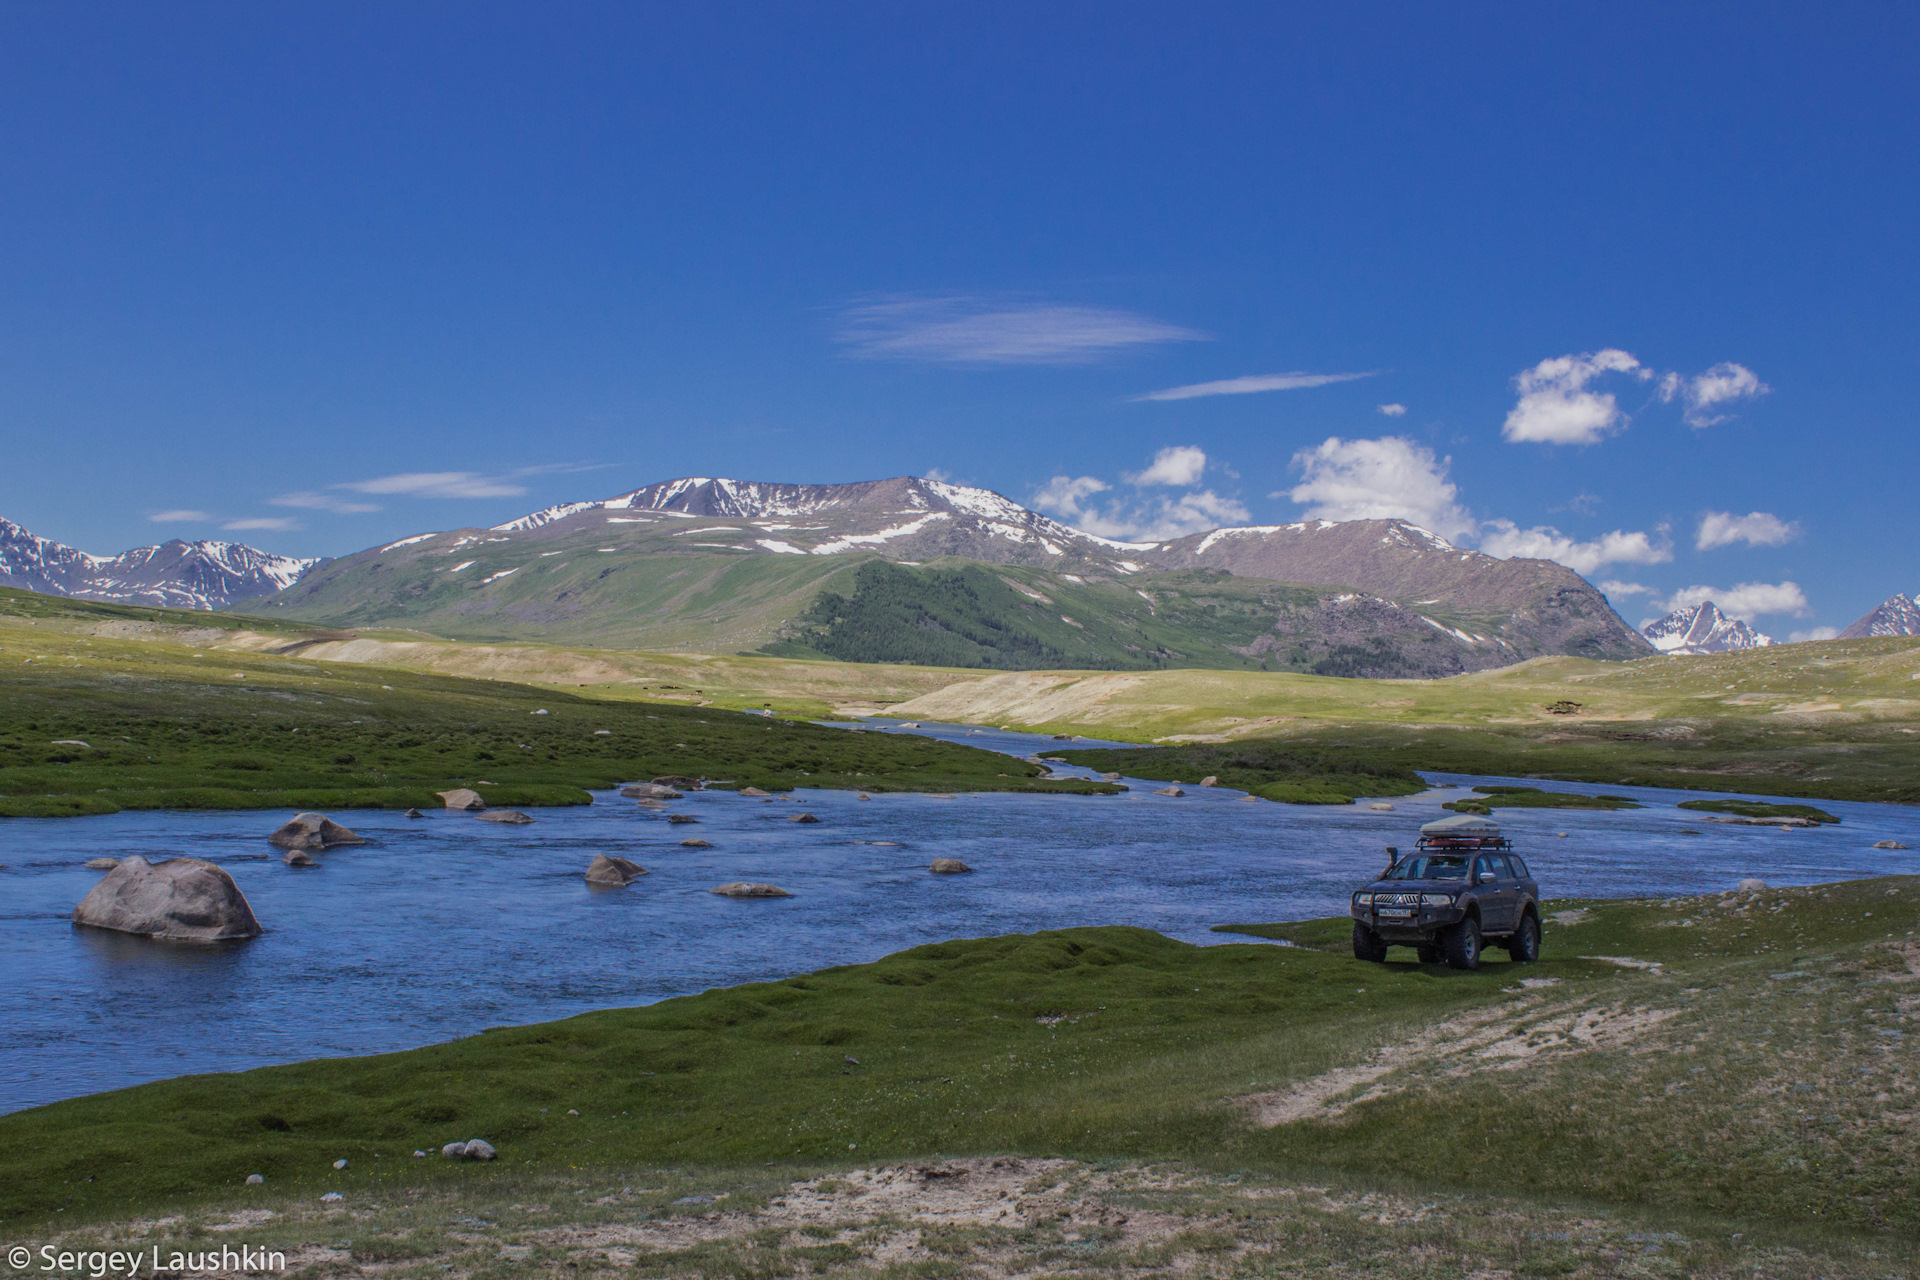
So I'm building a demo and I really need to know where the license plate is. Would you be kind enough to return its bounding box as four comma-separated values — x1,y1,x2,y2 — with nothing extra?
1378,907,1414,918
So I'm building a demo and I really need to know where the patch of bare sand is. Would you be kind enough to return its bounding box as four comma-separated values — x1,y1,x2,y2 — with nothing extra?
1241,997,1677,1127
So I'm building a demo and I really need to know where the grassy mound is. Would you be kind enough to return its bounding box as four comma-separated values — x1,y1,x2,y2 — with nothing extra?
1054,740,1425,805
10,876,1920,1243
1440,785,1642,813
1677,798,1840,823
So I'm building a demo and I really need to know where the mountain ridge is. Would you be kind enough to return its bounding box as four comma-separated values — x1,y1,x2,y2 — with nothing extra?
1641,601,1773,654
1838,592,1920,640
0,518,319,610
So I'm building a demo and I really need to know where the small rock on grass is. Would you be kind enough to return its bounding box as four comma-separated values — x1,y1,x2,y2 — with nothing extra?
1737,877,1770,893
442,1142,469,1159
929,858,972,874
440,1140,493,1160
477,809,533,824
321,1192,343,1203
246,1174,264,1185
333,1158,348,1169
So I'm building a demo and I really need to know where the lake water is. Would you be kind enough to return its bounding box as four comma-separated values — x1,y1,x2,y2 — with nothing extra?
3,717,1917,1113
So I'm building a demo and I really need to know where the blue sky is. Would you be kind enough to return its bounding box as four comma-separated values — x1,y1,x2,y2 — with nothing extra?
0,2,1914,636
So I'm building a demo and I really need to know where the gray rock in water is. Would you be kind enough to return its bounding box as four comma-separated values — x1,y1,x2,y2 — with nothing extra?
283,849,317,867
622,783,683,800
857,793,871,801
585,854,647,886
711,882,792,898
1368,803,1395,811
1154,786,1185,797
1099,772,1122,781
635,798,667,810
268,812,366,851
1736,877,1771,893
72,856,262,941
441,1142,469,1159
404,807,425,819
84,857,120,871
651,775,702,790
436,788,486,811
463,1138,496,1161
667,813,699,824
1874,840,1908,850
1200,775,1219,787
246,1174,264,1185
739,786,772,798
929,858,972,874
477,809,533,824
679,837,712,847
789,812,821,823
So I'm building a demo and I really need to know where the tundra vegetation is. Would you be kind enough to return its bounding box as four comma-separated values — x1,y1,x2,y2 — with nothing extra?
5,877,1918,1278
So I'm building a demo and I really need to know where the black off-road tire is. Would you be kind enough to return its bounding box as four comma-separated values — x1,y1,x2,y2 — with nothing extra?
1505,910,1541,962
1352,922,1389,962
1442,916,1482,970
1416,941,1443,964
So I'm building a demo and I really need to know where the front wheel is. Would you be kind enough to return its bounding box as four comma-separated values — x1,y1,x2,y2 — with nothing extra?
1442,916,1481,970
1352,921,1388,962
1505,910,1541,962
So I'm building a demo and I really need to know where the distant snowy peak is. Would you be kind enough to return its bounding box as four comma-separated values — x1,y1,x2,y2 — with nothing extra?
1837,593,1920,640
1642,601,1774,654
0,516,319,610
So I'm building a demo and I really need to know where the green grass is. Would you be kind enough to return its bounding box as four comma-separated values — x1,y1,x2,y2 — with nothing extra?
0,596,1115,817
1438,785,1642,813
1677,798,1840,823
9,874,1920,1249
1052,740,1428,805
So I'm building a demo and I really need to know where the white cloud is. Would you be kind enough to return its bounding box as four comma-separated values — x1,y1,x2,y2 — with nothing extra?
271,490,382,514
1599,580,1655,597
1377,403,1407,417
1663,361,1770,428
338,471,529,499
1133,371,1373,402
1124,445,1208,487
921,468,954,484
1695,509,1799,550
148,509,210,523
835,295,1204,365
1501,348,1648,445
222,517,301,532
1284,436,1475,539
1659,580,1809,620
1479,521,1672,575
1788,626,1839,643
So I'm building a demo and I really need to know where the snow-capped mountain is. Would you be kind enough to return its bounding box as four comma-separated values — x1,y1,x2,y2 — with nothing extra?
0,517,319,610
1837,592,1920,639
1641,601,1774,654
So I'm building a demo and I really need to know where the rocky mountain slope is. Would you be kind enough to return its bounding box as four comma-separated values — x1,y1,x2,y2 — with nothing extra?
1641,601,1773,654
258,475,1651,672
1838,592,1920,639
0,517,318,610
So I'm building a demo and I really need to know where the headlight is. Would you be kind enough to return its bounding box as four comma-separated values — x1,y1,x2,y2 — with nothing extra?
1420,893,1456,906
1353,893,1373,905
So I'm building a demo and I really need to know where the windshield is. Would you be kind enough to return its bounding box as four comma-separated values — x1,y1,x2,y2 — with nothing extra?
1384,854,1470,881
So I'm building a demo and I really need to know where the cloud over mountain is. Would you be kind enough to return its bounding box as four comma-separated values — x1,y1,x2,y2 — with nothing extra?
1478,521,1672,575
835,296,1204,365
1696,509,1799,550
1283,436,1474,540
1660,580,1809,621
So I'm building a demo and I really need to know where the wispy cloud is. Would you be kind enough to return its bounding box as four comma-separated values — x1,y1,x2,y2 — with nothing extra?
1033,447,1248,542
1696,509,1799,550
1479,520,1672,576
1377,403,1407,417
1133,371,1373,402
222,517,301,532
1502,349,1649,445
271,490,382,514
1659,580,1809,620
1788,626,1839,643
338,471,530,499
1599,580,1655,597
1283,436,1475,540
835,295,1205,365
1660,362,1770,428
148,509,210,523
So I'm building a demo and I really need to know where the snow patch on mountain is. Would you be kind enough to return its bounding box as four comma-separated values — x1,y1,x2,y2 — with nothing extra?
1837,592,1920,640
1641,601,1773,654
0,517,319,610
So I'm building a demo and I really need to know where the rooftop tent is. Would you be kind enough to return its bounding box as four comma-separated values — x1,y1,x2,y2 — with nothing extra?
1419,813,1503,838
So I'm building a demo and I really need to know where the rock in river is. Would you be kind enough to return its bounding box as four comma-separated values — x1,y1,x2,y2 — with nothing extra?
1200,776,1219,787
84,857,120,871
739,786,772,798
72,856,263,941
789,812,821,823
478,809,533,825
436,788,486,811
667,813,699,824
1153,786,1185,797
711,882,792,898
283,850,316,867
585,854,647,887
268,812,366,851
622,783,683,800
652,775,702,790
680,838,712,847
1875,840,1909,850
929,858,972,874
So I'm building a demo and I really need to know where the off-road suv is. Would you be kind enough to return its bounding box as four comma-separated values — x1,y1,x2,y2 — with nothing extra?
1349,814,1540,970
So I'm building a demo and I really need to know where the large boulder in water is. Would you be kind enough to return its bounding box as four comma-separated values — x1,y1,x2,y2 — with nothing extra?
585,854,647,886
621,783,683,800
929,858,972,874
72,856,262,941
477,809,533,825
268,812,366,851
437,789,486,811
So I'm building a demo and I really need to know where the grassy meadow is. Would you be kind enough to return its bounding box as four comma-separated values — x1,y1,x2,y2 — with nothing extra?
5,876,1918,1276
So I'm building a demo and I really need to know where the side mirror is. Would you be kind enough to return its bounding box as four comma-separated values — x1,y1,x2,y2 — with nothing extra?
1477,871,1496,883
